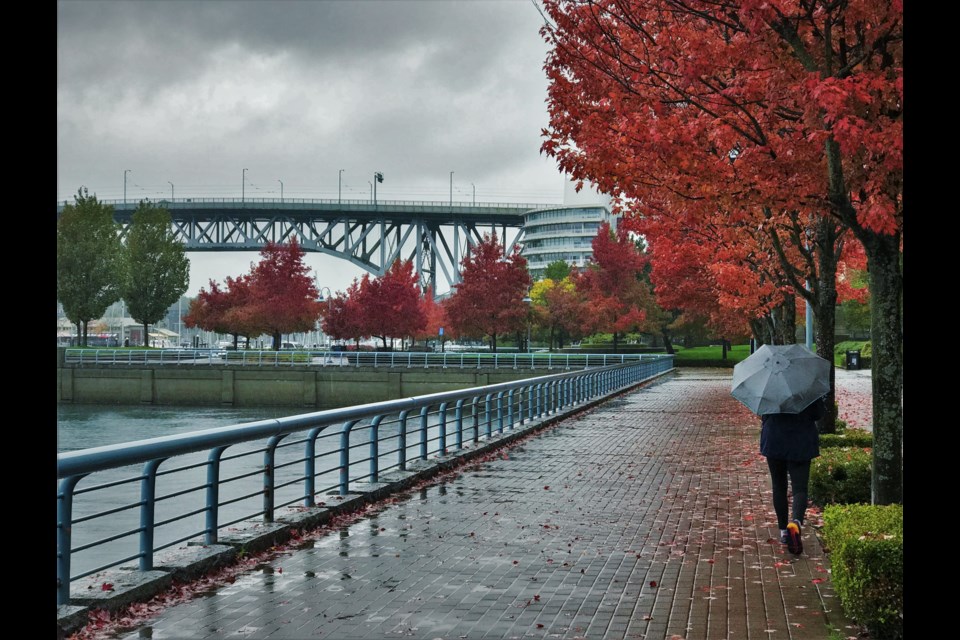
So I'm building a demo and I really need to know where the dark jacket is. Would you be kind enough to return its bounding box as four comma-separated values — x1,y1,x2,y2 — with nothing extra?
759,397,826,462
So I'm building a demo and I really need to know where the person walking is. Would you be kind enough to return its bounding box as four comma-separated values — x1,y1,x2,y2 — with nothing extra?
760,396,827,555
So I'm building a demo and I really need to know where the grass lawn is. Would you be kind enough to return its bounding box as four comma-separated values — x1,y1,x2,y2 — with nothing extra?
672,344,751,364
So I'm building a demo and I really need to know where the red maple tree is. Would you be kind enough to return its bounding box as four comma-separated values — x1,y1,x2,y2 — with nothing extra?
444,233,532,352
246,240,321,350
540,0,901,502
356,260,427,350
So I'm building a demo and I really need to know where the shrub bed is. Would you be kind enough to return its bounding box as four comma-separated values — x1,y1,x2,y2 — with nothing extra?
820,428,873,449
809,447,872,505
822,504,903,640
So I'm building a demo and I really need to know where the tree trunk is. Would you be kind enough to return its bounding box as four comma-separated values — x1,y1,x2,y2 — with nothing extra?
662,331,674,355
721,337,727,360
777,296,797,345
273,331,282,351
814,216,840,435
863,231,903,505
142,322,149,347
490,334,498,353
612,331,620,353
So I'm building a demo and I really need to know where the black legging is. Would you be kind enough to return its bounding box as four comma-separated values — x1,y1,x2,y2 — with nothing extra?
766,458,811,530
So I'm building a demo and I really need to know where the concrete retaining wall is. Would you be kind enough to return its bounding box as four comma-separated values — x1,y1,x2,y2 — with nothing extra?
57,362,546,408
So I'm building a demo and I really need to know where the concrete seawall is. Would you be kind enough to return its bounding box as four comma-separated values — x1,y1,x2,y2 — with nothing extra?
57,352,548,409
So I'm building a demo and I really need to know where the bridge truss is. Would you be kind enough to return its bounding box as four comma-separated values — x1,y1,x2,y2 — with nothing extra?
59,199,538,296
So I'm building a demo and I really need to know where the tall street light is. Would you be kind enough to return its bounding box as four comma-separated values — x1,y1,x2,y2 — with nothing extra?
124,169,131,204
373,171,384,206
471,182,476,205
338,169,345,205
168,181,174,200
316,282,333,349
449,171,454,207
278,179,283,202
242,168,248,202
522,294,533,354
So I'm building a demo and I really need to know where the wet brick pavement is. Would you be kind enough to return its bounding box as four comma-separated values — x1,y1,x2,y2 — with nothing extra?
92,368,862,640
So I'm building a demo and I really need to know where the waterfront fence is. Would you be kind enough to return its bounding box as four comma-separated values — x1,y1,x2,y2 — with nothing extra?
57,356,673,606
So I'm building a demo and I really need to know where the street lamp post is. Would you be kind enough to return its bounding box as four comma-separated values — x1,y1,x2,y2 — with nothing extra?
449,171,454,207
168,181,174,200
242,168,248,202
522,295,532,354
373,171,383,206
124,169,131,204
471,182,476,205
316,282,333,348
338,169,344,204
278,179,283,202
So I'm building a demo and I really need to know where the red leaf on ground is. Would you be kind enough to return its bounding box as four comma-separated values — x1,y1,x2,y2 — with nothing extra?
101,582,114,591
649,580,658,588
534,594,540,601
543,485,550,490
536,623,544,628
812,578,825,584
513,560,519,565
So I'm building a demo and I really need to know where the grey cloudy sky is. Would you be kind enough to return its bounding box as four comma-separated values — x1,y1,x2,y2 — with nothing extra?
57,0,566,296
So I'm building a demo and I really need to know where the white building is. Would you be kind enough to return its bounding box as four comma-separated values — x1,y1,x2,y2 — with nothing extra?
521,177,617,280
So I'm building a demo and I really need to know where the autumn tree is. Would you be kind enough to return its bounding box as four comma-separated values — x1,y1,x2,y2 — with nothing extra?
356,260,427,349
445,233,532,352
121,200,190,346
415,286,447,349
530,276,587,350
540,0,902,503
320,279,366,348
57,187,125,346
574,223,658,352
184,276,261,348
246,240,321,350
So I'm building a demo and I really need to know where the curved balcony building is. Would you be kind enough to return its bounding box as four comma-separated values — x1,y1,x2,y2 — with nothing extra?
521,178,616,280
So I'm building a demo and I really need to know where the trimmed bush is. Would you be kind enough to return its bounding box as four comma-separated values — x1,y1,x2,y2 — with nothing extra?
820,428,873,449
822,504,903,640
809,447,872,505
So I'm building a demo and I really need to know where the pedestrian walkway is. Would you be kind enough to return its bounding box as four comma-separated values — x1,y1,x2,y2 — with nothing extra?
69,368,865,640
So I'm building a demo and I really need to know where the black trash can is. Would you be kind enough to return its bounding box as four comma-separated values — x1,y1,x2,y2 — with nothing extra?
845,350,861,370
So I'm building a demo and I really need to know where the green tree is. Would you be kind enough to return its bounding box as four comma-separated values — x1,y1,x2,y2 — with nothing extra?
56,187,124,346
543,259,572,282
121,201,190,347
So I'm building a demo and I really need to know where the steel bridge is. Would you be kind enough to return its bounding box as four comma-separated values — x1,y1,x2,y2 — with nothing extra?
56,197,549,293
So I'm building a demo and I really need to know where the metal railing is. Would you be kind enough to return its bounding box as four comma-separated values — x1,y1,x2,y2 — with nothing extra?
56,357,673,605
62,348,658,369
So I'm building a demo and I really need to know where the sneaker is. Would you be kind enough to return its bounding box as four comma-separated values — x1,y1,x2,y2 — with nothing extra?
786,520,803,555
779,530,789,545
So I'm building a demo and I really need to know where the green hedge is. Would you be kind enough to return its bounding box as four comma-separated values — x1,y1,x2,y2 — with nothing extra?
822,504,903,640
820,428,873,449
809,447,872,505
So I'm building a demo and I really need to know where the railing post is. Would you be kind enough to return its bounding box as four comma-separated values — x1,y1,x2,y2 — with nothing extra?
338,420,360,495
369,415,384,483
139,459,164,571
507,389,515,430
471,397,480,444
484,394,493,439
496,391,505,434
206,447,227,542
305,427,324,506
454,400,465,451
438,402,448,455
398,410,410,470
57,475,84,606
419,406,429,460
264,435,286,522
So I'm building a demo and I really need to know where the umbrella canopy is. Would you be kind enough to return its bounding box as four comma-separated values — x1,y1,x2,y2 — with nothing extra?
730,344,831,415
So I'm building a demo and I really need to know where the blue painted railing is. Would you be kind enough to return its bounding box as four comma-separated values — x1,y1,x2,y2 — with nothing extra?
56,357,673,606
62,348,653,369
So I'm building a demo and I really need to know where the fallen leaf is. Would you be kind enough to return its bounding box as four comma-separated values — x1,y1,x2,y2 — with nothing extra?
649,581,658,588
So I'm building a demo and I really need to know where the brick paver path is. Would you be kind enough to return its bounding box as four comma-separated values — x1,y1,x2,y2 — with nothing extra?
91,368,861,640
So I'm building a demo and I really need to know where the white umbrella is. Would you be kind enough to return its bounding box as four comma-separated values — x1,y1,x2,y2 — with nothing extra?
731,344,831,415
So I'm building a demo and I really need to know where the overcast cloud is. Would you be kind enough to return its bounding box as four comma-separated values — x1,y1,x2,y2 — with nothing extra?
57,0,565,296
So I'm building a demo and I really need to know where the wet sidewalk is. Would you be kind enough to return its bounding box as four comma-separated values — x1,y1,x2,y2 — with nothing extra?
74,368,864,640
